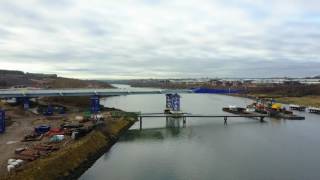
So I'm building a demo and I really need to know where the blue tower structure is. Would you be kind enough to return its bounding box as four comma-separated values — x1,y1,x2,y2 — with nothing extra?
90,95,100,113
171,93,181,111
166,94,173,109
165,93,181,112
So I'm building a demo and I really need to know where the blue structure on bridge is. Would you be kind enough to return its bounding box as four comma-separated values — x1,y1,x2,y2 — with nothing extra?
90,95,100,113
192,88,241,94
165,93,181,112
166,94,173,109
0,109,5,133
171,94,180,111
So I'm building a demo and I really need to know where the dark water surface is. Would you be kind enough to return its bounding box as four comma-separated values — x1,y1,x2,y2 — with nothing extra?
80,85,320,180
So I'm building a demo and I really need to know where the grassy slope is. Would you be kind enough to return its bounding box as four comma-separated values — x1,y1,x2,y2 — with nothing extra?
275,96,320,107
246,93,320,107
47,78,112,89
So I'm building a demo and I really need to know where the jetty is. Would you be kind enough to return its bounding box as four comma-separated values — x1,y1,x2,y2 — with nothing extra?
136,113,267,130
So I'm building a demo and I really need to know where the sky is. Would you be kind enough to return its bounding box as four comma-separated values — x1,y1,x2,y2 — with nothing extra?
0,0,320,79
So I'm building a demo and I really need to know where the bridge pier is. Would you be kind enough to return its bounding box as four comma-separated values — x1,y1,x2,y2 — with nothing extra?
183,117,186,127
224,116,227,126
90,95,100,114
44,104,53,116
0,109,5,133
166,117,181,128
139,116,142,131
260,117,265,123
23,97,30,110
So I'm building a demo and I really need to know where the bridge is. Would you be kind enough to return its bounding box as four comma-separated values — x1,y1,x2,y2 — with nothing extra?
0,88,193,98
0,88,245,133
137,113,268,130
0,88,241,113
0,88,193,113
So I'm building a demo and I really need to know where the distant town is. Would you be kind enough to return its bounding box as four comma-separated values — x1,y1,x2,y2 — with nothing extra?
110,76,320,89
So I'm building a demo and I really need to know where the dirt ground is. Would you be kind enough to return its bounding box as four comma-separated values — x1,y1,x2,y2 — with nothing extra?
0,97,126,177
0,104,90,176
0,116,35,175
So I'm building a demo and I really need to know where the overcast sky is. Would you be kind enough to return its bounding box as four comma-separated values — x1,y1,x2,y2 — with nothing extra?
0,0,320,79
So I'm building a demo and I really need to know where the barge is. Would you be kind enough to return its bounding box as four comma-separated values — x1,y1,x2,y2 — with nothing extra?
223,102,305,120
222,106,249,114
269,110,305,120
222,106,263,117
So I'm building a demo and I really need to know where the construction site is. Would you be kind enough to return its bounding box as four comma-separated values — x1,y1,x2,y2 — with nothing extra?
0,98,136,180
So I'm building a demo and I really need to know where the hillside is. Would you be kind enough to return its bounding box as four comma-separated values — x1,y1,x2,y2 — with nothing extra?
0,69,112,89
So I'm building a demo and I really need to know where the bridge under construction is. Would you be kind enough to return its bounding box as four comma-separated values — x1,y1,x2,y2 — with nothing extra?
0,87,252,133
0,88,193,98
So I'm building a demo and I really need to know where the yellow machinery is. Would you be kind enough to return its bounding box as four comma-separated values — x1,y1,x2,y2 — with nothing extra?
272,103,282,110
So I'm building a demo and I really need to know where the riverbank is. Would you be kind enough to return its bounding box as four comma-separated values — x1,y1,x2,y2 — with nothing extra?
0,69,113,89
236,93,320,108
273,96,320,107
1,115,135,180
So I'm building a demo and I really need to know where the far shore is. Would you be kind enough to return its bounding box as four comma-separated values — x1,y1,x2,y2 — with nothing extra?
235,93,320,108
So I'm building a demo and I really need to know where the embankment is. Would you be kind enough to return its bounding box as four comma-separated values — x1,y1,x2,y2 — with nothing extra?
2,118,135,180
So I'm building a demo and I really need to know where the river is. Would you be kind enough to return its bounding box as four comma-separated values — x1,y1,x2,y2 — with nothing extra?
80,84,320,180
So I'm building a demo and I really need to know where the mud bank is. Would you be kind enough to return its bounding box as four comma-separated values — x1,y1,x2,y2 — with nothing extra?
2,117,135,180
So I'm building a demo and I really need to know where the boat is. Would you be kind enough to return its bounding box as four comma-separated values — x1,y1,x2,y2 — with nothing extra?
268,109,305,120
289,104,306,111
223,101,305,120
267,104,305,120
247,100,305,120
309,107,320,114
222,105,249,114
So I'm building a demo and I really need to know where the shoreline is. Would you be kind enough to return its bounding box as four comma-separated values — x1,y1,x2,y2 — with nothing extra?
2,116,136,180
128,83,320,108
234,93,320,108
67,117,135,180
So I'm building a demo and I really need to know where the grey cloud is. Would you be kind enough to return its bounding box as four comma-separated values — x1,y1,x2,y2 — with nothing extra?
0,0,319,79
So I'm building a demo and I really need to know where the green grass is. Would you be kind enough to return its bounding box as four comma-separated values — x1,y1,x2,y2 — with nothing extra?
275,96,320,107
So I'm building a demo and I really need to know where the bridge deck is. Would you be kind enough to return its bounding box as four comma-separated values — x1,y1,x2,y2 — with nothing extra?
0,88,193,98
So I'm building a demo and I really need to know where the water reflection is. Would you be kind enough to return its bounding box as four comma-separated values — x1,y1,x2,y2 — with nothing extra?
80,85,320,180
121,119,185,142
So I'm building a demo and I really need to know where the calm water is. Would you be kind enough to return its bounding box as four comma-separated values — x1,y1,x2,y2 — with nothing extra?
80,85,320,180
